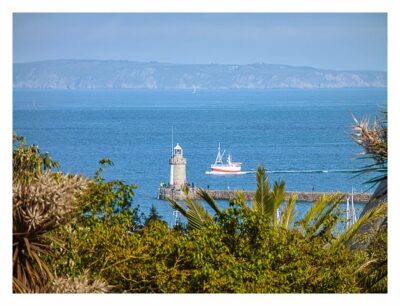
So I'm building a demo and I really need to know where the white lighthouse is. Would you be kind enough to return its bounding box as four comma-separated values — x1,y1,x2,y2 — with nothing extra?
169,143,187,189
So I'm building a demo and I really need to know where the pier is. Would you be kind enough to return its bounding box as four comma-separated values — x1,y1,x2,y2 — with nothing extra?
160,142,372,204
158,186,372,203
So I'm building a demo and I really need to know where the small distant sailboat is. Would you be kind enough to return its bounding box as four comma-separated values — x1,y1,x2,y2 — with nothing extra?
210,143,242,174
192,87,197,94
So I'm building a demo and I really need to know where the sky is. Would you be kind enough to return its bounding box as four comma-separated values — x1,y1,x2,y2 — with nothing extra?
13,13,387,71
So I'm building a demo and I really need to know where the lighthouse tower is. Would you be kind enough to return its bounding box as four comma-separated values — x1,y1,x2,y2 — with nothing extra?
169,143,187,189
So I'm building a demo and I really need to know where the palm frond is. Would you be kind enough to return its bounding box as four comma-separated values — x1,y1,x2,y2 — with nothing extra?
231,191,252,214
167,197,189,218
305,194,342,238
330,202,387,250
351,112,387,194
197,188,222,215
13,276,30,293
296,194,328,235
186,200,213,222
167,193,214,230
249,166,292,226
279,194,297,229
253,166,270,215
41,272,112,293
356,259,387,293
13,169,87,292
271,181,286,226
185,205,213,230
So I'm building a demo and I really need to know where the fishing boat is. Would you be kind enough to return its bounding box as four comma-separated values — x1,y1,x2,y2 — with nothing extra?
210,144,242,174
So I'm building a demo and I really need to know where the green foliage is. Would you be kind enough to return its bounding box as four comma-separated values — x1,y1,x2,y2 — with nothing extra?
13,132,386,293
45,201,387,292
167,166,296,231
238,166,296,229
296,193,342,241
352,110,387,191
54,202,362,293
54,164,380,293
52,159,142,281
252,167,286,226
355,222,387,293
144,205,167,226
162,165,387,292
350,109,387,292
77,159,141,229
332,202,387,250
339,202,388,293
13,133,59,182
279,194,296,229
167,187,215,230
175,202,361,293
12,133,86,292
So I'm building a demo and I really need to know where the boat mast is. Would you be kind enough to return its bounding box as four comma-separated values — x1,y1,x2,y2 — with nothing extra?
171,126,174,157
214,143,225,165
351,187,357,223
346,187,358,228
346,197,350,228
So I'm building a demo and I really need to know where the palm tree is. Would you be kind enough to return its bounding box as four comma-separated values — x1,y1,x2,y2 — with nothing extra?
167,166,386,246
350,111,388,291
232,166,297,229
169,164,387,292
295,193,342,240
167,185,218,230
352,111,387,201
12,134,87,292
167,166,297,230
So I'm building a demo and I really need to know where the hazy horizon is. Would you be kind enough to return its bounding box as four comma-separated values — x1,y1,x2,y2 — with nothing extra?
13,13,387,71
13,59,387,73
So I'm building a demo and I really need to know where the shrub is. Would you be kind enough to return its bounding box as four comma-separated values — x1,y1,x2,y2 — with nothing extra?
54,200,362,293
12,134,87,292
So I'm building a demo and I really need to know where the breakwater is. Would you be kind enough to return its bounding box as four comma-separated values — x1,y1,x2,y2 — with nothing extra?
158,187,372,203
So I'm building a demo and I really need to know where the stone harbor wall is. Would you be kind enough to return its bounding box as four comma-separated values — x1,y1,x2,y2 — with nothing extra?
158,186,371,203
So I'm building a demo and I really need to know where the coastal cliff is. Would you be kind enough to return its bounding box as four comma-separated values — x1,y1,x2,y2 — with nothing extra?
13,60,387,90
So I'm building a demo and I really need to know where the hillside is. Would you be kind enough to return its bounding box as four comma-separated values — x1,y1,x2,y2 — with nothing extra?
13,60,387,90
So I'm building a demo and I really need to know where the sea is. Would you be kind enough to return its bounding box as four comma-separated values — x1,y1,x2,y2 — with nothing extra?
13,88,387,226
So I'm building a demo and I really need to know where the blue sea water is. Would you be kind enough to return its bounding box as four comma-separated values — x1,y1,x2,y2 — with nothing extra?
13,89,387,225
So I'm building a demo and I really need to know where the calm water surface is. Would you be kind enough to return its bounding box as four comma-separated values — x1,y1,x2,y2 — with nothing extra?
13,89,386,225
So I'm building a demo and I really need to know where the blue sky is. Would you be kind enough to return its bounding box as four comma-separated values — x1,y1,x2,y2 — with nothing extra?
13,13,387,71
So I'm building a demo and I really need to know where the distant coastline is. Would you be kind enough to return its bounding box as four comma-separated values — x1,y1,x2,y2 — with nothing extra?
13,59,387,90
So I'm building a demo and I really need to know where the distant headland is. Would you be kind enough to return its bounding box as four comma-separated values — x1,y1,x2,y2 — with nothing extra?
13,59,387,90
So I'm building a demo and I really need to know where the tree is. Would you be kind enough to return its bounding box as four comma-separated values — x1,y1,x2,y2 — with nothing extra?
144,205,167,226
352,110,387,199
166,165,387,292
350,109,388,292
13,130,387,293
12,134,87,292
52,158,141,281
167,185,216,230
